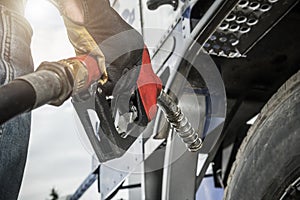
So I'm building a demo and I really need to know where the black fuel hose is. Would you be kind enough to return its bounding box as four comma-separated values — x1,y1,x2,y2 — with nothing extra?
0,68,69,125
0,58,98,125
0,80,36,124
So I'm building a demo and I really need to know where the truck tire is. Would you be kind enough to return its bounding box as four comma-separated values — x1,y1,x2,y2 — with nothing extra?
223,70,300,200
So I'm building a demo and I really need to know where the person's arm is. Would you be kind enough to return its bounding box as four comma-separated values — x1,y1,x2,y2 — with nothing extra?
49,0,144,86
45,0,161,122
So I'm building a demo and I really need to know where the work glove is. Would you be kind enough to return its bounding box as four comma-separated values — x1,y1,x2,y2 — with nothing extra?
48,0,162,124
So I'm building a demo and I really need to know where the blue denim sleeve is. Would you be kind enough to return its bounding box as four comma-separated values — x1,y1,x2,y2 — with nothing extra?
0,4,33,200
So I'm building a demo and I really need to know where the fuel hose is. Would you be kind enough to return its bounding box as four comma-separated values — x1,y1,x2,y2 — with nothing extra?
0,68,69,125
0,79,36,124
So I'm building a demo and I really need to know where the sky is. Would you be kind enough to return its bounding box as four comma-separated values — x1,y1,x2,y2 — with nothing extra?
19,0,99,199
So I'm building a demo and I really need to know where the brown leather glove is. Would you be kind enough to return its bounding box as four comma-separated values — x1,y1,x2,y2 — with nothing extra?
50,0,144,90
50,0,162,123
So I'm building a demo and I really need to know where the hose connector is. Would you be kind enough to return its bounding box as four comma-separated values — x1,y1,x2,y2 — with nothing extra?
17,55,102,108
157,91,202,152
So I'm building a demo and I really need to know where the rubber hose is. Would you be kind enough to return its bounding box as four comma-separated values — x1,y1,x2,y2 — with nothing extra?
0,80,36,124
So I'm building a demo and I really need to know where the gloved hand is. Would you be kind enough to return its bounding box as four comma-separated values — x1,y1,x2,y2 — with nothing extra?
50,0,162,123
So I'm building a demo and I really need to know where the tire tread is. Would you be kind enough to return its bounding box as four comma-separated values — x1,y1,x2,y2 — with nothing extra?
224,70,300,199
